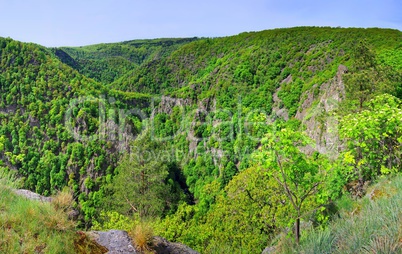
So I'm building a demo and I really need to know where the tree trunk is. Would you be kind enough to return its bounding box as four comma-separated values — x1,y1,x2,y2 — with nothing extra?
295,217,300,244
356,143,365,197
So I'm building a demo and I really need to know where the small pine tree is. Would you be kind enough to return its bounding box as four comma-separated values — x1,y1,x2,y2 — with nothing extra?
345,41,393,111
111,130,169,218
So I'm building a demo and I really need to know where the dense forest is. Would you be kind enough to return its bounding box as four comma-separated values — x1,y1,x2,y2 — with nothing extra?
1,27,402,253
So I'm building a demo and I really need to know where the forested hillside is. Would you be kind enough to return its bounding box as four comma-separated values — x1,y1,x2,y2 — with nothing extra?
0,37,150,226
1,27,402,253
55,38,198,84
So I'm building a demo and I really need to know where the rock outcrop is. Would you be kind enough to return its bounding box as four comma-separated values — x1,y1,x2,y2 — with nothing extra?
151,236,199,254
87,230,199,254
88,230,137,254
13,189,52,202
271,74,292,121
295,64,347,158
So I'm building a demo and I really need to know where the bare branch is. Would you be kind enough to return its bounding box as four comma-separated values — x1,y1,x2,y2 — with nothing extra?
124,195,138,213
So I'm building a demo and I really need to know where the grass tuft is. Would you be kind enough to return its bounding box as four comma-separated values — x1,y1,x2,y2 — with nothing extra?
130,222,155,253
51,187,75,212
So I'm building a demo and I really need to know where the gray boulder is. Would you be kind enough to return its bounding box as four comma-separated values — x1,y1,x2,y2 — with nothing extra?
88,230,199,254
88,230,137,254
151,236,199,254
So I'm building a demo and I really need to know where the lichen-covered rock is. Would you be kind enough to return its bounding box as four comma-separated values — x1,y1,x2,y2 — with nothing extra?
88,230,137,254
151,236,199,254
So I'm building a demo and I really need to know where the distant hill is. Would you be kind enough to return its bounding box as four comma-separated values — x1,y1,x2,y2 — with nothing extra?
54,38,198,84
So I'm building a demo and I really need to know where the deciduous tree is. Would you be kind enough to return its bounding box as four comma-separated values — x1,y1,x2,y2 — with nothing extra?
257,128,328,244
340,94,402,184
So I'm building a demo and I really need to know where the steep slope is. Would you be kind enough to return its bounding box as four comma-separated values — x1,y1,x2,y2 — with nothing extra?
114,27,401,97
117,27,402,203
111,28,402,162
0,37,151,227
106,27,402,252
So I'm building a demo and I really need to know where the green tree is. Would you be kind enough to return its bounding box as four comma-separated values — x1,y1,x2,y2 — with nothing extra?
155,166,291,253
111,130,169,218
257,128,328,244
340,94,402,184
203,166,291,252
344,41,392,111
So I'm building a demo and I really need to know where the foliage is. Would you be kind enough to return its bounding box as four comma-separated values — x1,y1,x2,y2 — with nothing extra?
256,127,330,243
154,166,291,253
110,130,186,218
0,136,4,152
378,43,402,71
343,41,395,111
0,37,148,225
339,94,402,183
56,38,198,84
92,211,134,232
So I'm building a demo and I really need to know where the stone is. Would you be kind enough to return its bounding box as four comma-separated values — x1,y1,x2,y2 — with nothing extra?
88,230,137,254
13,189,52,202
151,236,199,254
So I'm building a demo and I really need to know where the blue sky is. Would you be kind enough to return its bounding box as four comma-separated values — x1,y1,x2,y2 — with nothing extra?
0,0,401,47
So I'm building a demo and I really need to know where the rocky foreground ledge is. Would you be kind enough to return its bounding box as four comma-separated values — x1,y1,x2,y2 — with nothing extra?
87,230,199,254
13,189,199,254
